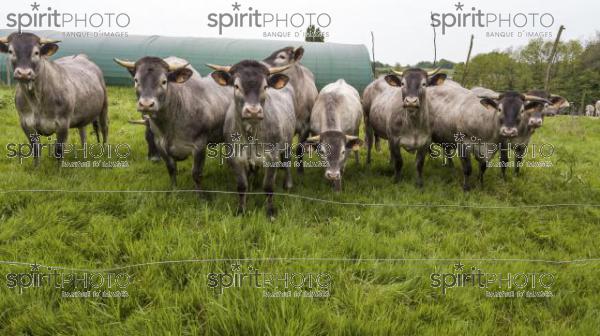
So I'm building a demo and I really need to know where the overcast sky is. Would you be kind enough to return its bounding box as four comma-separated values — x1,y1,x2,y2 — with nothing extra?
1,0,598,64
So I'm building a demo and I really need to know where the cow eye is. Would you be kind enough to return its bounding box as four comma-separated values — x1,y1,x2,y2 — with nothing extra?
8,50,12,54
234,84,240,90
161,79,167,85
278,55,285,59
34,51,39,56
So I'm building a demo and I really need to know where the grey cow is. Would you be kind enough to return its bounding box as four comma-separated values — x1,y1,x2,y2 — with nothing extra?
114,56,231,193
208,60,295,219
471,87,550,177
428,80,549,190
368,68,447,187
306,79,363,191
0,32,108,165
263,46,318,174
362,75,388,161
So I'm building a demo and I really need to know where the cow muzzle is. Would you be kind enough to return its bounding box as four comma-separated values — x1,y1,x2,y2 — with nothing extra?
137,98,158,113
14,68,35,81
500,126,519,137
403,96,420,108
325,170,341,181
528,117,543,128
241,104,264,120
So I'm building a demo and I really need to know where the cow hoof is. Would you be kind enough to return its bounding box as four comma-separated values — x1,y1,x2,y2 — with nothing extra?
416,181,424,189
266,208,277,220
149,155,161,162
283,181,293,191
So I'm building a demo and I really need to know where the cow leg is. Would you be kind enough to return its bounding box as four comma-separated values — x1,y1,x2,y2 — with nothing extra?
145,126,161,162
92,119,100,143
366,124,373,165
232,163,248,216
354,149,360,165
23,128,41,167
500,142,509,181
514,144,526,176
460,152,472,191
78,127,87,146
389,139,403,183
54,125,69,162
263,166,278,220
281,148,293,190
443,144,454,168
415,147,427,188
164,156,177,188
375,135,381,152
191,147,207,198
478,159,487,188
99,94,109,143
296,129,309,175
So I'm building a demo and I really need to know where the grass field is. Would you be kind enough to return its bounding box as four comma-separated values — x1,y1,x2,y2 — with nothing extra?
0,85,599,335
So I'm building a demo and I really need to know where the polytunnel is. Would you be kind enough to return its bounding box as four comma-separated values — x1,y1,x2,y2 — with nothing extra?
0,30,374,92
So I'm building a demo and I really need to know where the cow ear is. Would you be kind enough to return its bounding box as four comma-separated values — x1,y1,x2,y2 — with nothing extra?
428,73,447,86
40,43,59,57
480,98,499,111
268,73,289,89
346,138,364,151
168,68,193,83
0,42,8,53
384,74,402,87
210,71,231,86
293,47,304,62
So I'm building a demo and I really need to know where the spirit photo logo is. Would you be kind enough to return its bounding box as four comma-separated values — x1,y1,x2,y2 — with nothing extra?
207,2,331,38
430,2,554,36
2,2,130,32
430,262,555,298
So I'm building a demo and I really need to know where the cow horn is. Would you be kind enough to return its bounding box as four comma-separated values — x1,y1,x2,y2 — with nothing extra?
206,64,232,72
392,70,403,76
478,93,500,100
39,38,60,44
306,135,320,143
523,95,551,104
165,60,189,72
0,36,8,44
268,64,292,74
114,58,136,70
345,135,359,141
427,67,442,76
128,119,148,125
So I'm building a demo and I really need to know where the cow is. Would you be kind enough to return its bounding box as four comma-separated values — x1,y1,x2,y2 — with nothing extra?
362,76,388,163
596,101,600,117
524,90,570,116
306,79,363,191
368,68,447,187
207,60,295,219
263,46,318,174
472,87,550,177
0,32,108,166
428,80,549,190
114,56,230,194
586,105,596,117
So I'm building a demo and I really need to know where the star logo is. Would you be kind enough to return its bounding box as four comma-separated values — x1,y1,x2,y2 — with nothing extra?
231,2,241,11
454,262,465,271
30,2,40,11
453,132,465,142
231,263,241,272
231,132,241,142
30,263,41,272
29,133,40,143
454,2,464,11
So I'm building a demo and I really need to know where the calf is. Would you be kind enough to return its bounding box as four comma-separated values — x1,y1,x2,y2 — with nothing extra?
586,105,596,117
0,32,108,165
368,68,447,187
263,46,318,174
306,79,363,191
207,61,295,219
115,56,230,193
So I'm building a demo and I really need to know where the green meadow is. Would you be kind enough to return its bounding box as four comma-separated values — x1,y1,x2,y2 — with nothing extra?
0,85,599,335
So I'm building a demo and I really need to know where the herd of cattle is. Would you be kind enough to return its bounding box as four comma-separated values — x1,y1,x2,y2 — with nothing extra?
0,32,574,218
585,102,600,117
